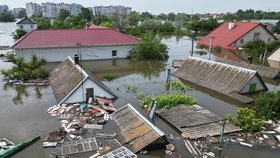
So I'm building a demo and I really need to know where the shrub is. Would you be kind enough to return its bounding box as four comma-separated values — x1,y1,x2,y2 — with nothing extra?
103,73,115,81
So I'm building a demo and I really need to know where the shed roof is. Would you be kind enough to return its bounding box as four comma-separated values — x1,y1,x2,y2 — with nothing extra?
16,17,36,25
172,57,267,103
197,22,276,49
11,28,139,49
49,56,116,104
111,104,164,153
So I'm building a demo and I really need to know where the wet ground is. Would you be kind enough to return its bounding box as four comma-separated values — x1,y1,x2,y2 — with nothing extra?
1,36,280,157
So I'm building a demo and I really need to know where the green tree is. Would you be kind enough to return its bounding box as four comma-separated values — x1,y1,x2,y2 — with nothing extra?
51,19,69,29
129,34,168,60
93,15,111,25
126,11,140,26
141,12,154,20
254,91,280,120
158,21,175,34
0,11,15,22
140,19,161,33
226,108,264,133
274,20,280,34
101,21,113,28
167,12,176,21
13,29,27,40
32,17,51,29
1,54,48,81
17,9,27,18
79,7,92,22
58,9,70,21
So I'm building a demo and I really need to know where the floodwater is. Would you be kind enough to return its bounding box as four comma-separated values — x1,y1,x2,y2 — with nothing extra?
0,22,16,46
1,36,280,158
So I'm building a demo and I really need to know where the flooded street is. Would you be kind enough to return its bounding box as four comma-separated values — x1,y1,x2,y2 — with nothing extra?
1,36,280,157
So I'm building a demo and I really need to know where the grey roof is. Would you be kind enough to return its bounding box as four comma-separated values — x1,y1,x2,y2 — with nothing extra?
216,57,280,79
49,57,116,104
156,104,241,139
111,104,164,153
16,17,36,24
172,57,267,103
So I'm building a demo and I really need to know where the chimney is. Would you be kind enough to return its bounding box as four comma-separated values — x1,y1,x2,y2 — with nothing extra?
247,56,253,64
85,23,90,29
228,22,235,30
74,54,79,65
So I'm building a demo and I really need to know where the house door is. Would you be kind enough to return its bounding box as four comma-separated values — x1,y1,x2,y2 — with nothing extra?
249,83,257,93
86,88,94,100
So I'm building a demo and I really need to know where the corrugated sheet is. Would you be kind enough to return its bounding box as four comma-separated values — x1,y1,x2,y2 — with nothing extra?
111,104,164,153
49,57,86,103
216,57,280,79
172,57,264,103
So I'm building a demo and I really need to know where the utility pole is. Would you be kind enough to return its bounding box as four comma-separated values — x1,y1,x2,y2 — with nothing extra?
209,37,214,60
190,31,196,57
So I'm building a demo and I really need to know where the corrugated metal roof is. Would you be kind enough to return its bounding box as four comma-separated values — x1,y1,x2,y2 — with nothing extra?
111,104,164,153
11,28,139,49
197,22,273,49
49,57,116,104
172,57,267,103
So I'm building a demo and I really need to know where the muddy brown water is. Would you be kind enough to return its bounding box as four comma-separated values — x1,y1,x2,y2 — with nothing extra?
1,36,280,158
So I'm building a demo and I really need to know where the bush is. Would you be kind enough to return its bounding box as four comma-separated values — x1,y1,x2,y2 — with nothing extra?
103,73,115,81
253,91,280,120
226,108,264,133
129,34,169,60
140,94,197,109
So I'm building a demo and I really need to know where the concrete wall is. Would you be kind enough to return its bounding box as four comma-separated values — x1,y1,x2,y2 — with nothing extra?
15,44,134,62
16,24,37,32
63,77,115,104
239,74,266,94
231,25,275,48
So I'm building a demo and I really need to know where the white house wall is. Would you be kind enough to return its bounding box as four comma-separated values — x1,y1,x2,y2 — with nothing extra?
16,24,37,32
231,25,275,48
239,74,266,94
63,77,115,104
15,45,134,62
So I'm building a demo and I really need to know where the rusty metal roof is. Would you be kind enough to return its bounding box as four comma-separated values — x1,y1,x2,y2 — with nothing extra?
172,57,267,103
111,104,164,153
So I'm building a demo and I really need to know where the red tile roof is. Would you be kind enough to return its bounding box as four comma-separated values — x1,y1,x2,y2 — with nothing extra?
198,22,262,50
11,28,139,49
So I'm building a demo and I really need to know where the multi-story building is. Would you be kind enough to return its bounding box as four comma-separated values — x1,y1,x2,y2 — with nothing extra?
70,3,83,16
56,3,71,16
26,2,41,18
42,2,57,18
12,8,26,18
92,6,131,16
0,5,9,13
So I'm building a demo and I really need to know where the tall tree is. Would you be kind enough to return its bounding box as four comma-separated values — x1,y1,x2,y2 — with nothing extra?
0,11,15,22
58,9,70,21
32,17,51,29
79,7,92,22
13,29,27,40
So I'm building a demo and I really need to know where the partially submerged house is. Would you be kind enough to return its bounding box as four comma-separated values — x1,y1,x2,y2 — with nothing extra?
49,56,117,104
111,104,166,153
172,57,268,103
16,17,37,32
11,27,139,62
198,21,277,50
267,47,280,69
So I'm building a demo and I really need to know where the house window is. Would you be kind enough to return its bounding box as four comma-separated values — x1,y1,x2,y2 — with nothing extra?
240,39,244,44
249,83,257,93
112,50,117,57
253,33,260,40
30,25,33,29
86,88,94,101
20,25,23,29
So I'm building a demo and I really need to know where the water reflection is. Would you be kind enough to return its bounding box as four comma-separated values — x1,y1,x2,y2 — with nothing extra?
3,83,48,105
130,60,166,79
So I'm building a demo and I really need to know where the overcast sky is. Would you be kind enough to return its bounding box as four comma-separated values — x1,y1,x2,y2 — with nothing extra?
2,0,280,14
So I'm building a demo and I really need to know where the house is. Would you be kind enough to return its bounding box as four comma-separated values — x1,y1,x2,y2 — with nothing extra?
49,56,117,104
172,57,268,103
16,17,37,32
11,27,139,62
111,104,166,153
198,21,277,50
267,47,280,69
